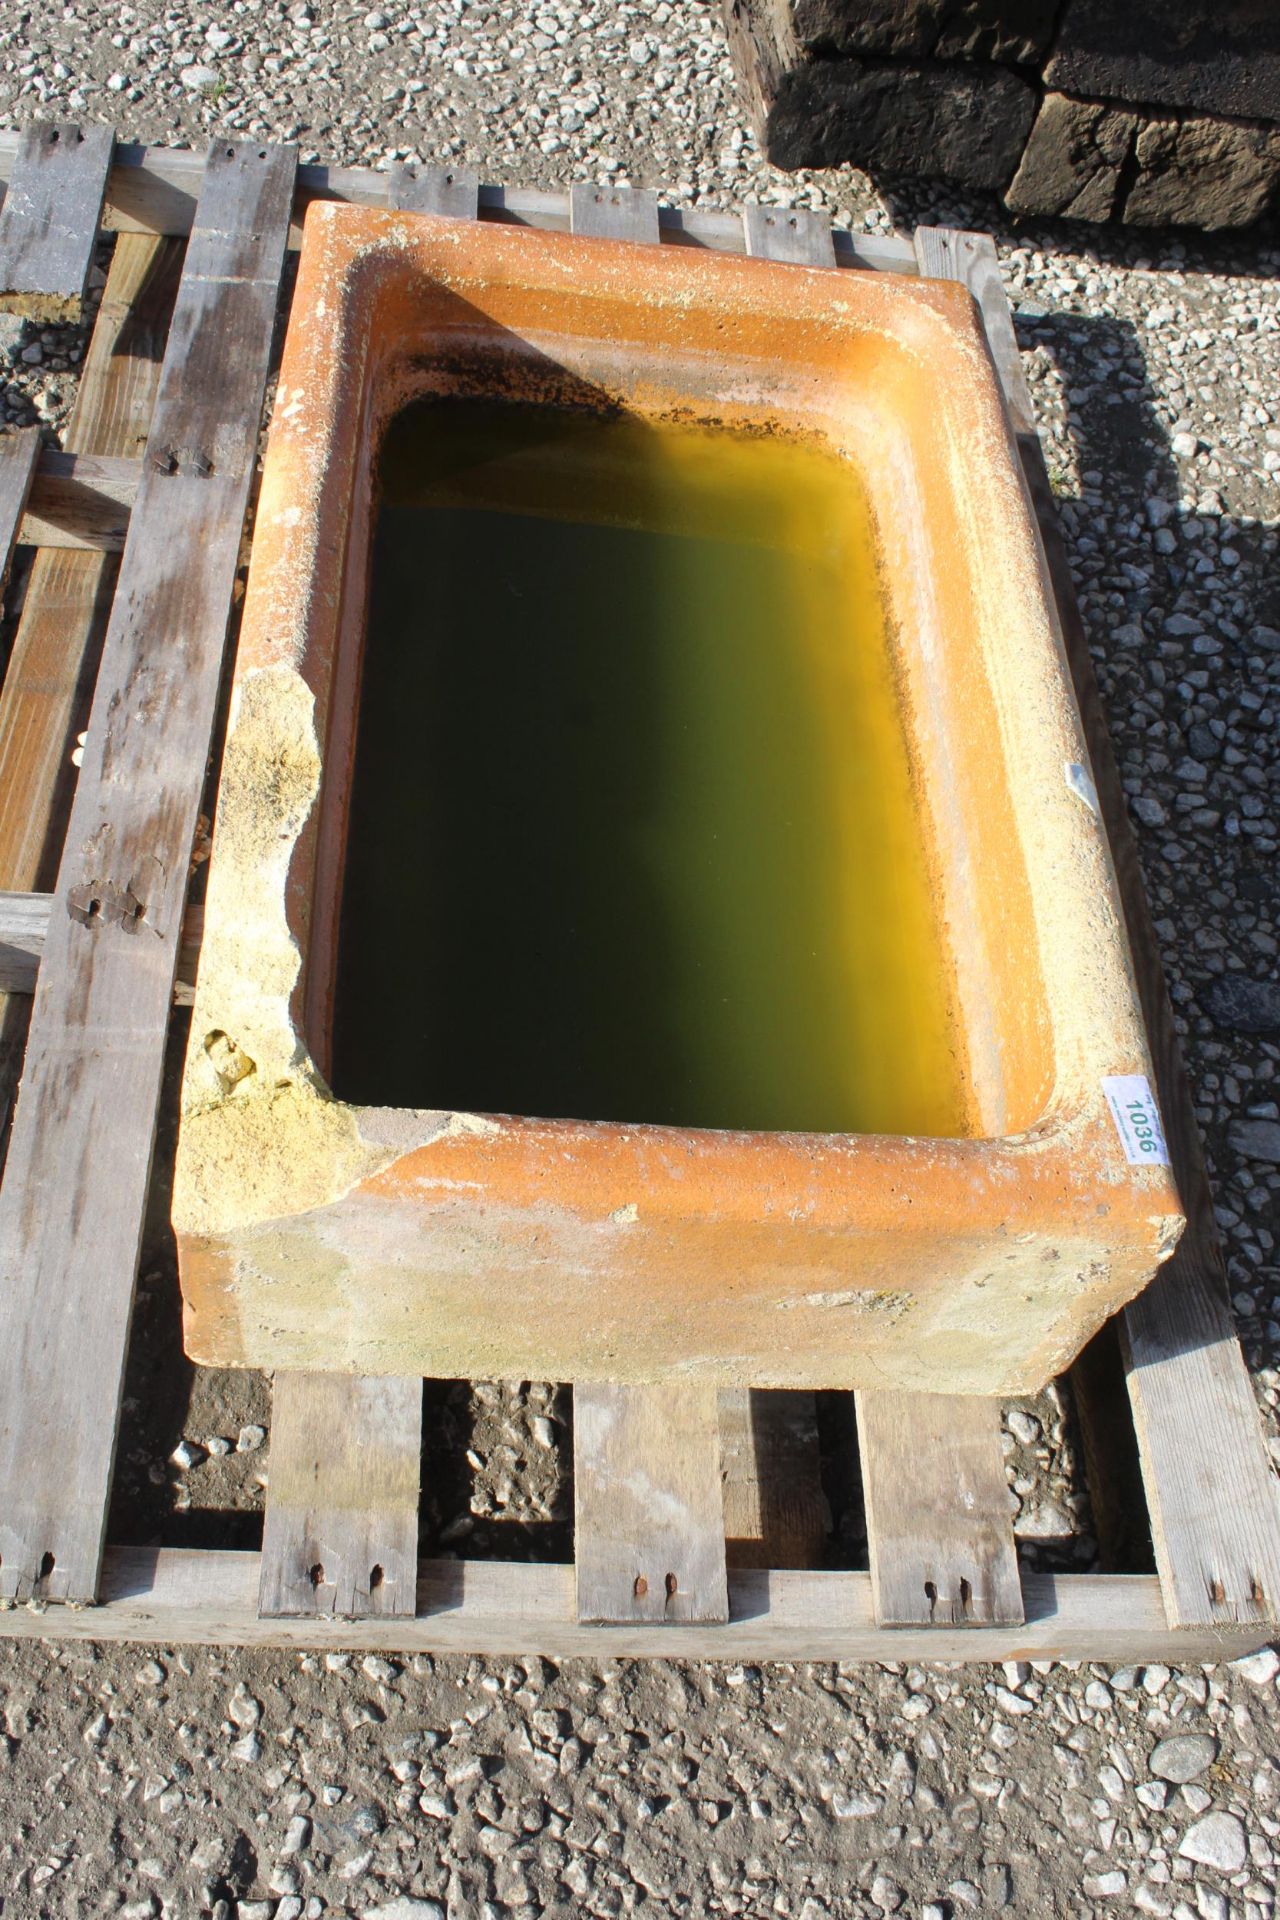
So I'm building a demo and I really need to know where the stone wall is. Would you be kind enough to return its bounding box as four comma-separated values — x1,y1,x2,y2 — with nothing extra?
723,0,1280,228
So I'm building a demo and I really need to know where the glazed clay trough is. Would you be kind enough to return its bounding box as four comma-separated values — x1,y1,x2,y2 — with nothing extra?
173,203,1183,1395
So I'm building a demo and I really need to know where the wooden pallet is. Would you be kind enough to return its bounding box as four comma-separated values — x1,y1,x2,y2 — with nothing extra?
0,124,1276,1657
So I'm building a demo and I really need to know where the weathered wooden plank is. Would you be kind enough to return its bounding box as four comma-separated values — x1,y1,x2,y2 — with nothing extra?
856,1391,1023,1626
569,181,660,245
0,132,919,270
915,227,1035,434
574,1381,729,1624
388,160,479,218
259,1374,423,1618
0,890,50,995
743,201,834,266
1124,1262,1280,1625
566,178,726,1627
0,122,114,321
938,224,1280,1630
0,427,39,584
0,1551,1264,1662
0,890,202,999
19,450,139,552
0,232,185,1131
0,140,296,1605
719,1389,828,1570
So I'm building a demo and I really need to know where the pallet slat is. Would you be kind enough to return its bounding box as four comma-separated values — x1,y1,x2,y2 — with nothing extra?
933,225,1280,1631
0,121,114,321
0,140,296,1605
0,232,185,1127
0,1550,1265,1662
0,427,40,584
254,148,481,1625
565,178,728,1629
388,160,480,218
574,1382,730,1625
259,1375,423,1618
856,1391,1023,1625
0,891,49,1001
719,1389,828,1569
18,450,138,552
742,202,833,265
569,182,660,244
0,890,202,1000
0,132,918,271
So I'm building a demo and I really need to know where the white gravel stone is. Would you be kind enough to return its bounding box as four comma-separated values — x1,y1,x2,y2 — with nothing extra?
831,1791,883,1819
1232,1648,1280,1685
1179,1813,1248,1874
228,1683,262,1728
362,1655,399,1683
1151,1735,1218,1783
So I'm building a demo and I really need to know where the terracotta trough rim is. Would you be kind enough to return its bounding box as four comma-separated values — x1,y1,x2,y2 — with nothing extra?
171,204,1184,1393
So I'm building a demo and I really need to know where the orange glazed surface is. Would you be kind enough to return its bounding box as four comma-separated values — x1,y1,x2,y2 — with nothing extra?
172,205,1183,1394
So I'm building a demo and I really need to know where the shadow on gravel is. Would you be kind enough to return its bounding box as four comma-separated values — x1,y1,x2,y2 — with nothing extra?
994,255,1279,1567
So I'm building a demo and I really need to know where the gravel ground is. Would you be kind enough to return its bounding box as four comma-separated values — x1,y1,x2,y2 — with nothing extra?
1,0,1279,1914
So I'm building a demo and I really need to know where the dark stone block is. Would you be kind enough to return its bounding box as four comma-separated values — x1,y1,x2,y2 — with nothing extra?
766,55,1037,186
1202,975,1280,1036
791,0,1059,64
1046,0,1280,124
1123,112,1280,229
1004,92,1137,220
